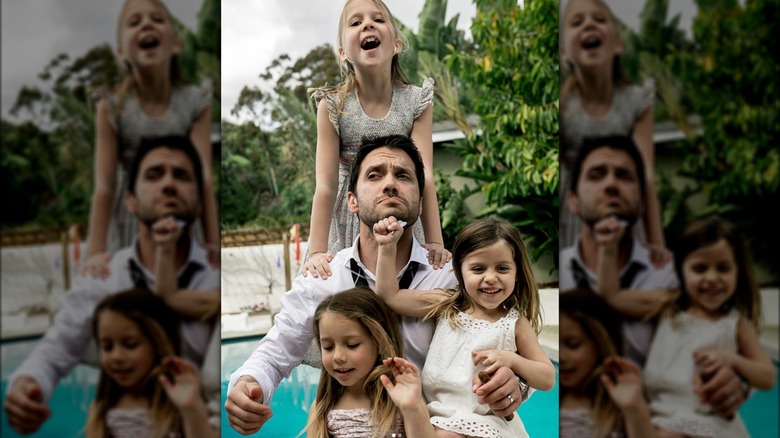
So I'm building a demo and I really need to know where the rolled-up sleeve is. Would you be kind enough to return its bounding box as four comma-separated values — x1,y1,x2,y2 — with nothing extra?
227,276,324,403
6,278,108,401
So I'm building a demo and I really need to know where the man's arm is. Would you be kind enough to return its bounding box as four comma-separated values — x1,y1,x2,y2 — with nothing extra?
227,273,325,402
6,278,103,400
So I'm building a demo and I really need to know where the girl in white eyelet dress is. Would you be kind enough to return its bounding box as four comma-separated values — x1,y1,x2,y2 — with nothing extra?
596,217,776,437
301,0,451,282
375,217,556,437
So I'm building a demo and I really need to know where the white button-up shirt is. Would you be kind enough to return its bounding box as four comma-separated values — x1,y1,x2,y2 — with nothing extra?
559,238,679,366
7,240,220,401
228,237,457,403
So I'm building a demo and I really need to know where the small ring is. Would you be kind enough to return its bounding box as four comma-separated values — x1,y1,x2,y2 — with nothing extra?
507,394,514,405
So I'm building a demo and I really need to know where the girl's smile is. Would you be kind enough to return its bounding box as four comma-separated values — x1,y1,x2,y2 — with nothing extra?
319,311,378,391
461,240,518,320
682,238,738,319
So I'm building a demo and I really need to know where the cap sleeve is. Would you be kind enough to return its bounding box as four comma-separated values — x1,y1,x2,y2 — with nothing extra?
312,88,341,135
414,77,435,118
635,77,655,119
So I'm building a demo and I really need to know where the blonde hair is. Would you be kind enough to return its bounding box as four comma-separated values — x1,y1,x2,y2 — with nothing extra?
310,0,411,115
559,0,629,113
560,289,625,438
306,287,404,438
426,217,543,334
85,289,182,438
114,0,186,111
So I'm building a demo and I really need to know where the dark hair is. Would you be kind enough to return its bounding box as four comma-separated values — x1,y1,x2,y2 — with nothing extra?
672,216,761,327
347,134,425,196
569,135,646,197
127,135,204,195
430,217,543,334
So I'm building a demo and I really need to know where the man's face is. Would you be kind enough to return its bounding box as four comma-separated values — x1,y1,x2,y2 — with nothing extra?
568,147,642,227
126,147,200,228
347,146,421,227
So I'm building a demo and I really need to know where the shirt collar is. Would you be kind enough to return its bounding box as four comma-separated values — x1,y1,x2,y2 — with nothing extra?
346,234,430,278
130,237,207,274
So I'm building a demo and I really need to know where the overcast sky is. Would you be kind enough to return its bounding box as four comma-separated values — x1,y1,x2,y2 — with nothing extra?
221,0,479,124
0,0,201,121
2,0,701,124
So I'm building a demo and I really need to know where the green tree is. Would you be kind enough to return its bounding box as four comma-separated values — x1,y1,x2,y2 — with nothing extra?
662,0,779,271
446,0,559,264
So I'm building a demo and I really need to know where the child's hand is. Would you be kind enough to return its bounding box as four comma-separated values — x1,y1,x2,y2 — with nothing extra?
645,242,673,268
81,252,112,279
693,349,733,379
204,243,221,268
158,356,203,412
380,357,424,411
593,216,627,247
372,216,406,246
472,350,514,376
600,356,646,412
152,216,185,248
301,252,335,279
422,242,452,270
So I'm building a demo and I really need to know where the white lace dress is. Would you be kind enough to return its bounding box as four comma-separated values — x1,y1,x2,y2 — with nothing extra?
422,308,528,437
643,310,749,437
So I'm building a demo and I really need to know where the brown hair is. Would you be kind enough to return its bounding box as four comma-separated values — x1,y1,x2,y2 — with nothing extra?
85,288,182,438
306,287,404,438
560,288,625,438
672,216,762,329
426,217,543,334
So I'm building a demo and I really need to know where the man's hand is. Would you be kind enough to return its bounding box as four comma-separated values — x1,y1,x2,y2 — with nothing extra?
694,363,744,419
4,376,51,435
472,366,521,418
225,376,273,435
152,216,184,248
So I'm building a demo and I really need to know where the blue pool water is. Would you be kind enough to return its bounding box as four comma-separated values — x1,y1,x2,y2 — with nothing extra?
221,337,560,437
1,338,98,438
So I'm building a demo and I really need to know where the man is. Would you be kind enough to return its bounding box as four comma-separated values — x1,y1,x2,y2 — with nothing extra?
559,135,747,418
4,135,220,434
225,135,526,435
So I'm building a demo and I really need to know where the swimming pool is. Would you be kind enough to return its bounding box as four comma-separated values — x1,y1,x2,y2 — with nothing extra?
1,338,98,438
221,337,560,437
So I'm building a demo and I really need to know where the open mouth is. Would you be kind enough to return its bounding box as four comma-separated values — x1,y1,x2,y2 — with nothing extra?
480,288,502,295
361,36,381,50
139,35,160,50
581,35,602,50
334,368,354,378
